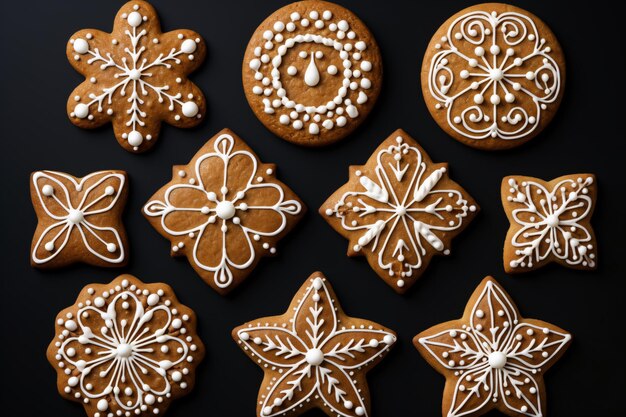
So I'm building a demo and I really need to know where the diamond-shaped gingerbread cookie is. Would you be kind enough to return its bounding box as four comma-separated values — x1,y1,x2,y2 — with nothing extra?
67,0,206,152
47,274,204,417
233,271,396,417
143,128,305,294
320,129,479,293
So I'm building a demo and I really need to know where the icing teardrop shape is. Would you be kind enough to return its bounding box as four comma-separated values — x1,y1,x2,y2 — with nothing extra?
304,55,320,87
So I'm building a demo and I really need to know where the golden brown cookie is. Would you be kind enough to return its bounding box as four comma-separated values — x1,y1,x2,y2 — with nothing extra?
31,170,128,268
67,0,206,152
233,271,396,417
47,274,204,417
320,129,479,293
421,3,565,150
243,0,382,146
414,276,571,417
143,128,305,294
502,174,597,273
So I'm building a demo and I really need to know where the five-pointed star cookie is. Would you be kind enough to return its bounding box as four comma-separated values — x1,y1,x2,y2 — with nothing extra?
30,170,128,268
414,276,571,417
233,272,396,417
67,0,206,152
320,129,479,293
143,128,305,294
502,174,597,273
47,274,204,417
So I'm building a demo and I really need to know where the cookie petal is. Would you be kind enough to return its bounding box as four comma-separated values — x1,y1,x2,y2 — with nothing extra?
499,367,542,417
322,328,396,370
417,328,484,371
469,279,518,351
446,364,494,417
317,362,368,417
235,326,307,367
505,323,571,370
293,277,337,349
259,362,317,417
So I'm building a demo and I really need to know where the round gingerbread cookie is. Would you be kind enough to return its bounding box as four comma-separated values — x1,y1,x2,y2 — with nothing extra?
421,3,565,150
243,1,382,146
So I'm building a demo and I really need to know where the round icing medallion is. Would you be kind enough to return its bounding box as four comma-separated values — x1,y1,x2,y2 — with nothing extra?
242,0,382,146
421,3,565,150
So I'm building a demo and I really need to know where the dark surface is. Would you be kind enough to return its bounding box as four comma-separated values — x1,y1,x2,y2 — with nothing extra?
1,0,624,416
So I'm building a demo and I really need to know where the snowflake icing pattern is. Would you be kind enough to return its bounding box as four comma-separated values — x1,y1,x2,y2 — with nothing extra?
323,132,478,291
428,9,561,141
144,132,303,292
504,175,596,270
67,1,205,152
234,275,396,417
417,278,571,417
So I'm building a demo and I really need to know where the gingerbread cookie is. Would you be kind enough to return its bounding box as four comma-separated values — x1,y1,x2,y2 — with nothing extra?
67,0,206,152
47,274,204,417
502,174,597,273
143,128,305,294
320,129,479,293
415,276,571,417
422,3,565,150
233,272,396,417
243,1,382,146
31,170,128,268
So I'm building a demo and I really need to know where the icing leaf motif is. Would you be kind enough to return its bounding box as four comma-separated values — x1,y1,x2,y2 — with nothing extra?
359,176,389,203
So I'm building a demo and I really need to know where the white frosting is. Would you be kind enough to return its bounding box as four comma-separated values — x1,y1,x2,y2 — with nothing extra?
32,171,126,265
53,278,201,416
144,133,302,289
418,279,571,417
426,9,562,141
69,2,203,151
506,176,596,269
247,6,376,136
325,134,477,287
237,276,396,417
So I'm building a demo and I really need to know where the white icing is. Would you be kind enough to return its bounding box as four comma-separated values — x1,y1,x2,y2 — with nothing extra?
419,279,571,417
427,9,562,141
506,176,596,269
53,278,199,416
247,6,375,136
326,134,476,287
144,133,302,289
69,2,202,151
237,276,395,417
31,171,126,265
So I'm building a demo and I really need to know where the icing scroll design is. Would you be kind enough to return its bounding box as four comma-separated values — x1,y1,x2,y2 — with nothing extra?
506,176,595,269
144,134,302,289
428,10,561,141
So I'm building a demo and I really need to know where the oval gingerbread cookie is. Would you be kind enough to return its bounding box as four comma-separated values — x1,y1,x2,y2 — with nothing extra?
421,3,565,150
243,1,382,146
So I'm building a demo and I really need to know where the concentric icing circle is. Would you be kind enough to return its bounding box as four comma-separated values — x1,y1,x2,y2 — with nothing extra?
243,0,382,146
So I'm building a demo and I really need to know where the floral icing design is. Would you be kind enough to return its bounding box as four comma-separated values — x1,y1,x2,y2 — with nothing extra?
31,170,126,266
427,9,561,141
67,1,205,152
143,131,303,293
416,277,571,417
234,274,396,417
48,276,203,417
322,132,478,291
504,175,596,271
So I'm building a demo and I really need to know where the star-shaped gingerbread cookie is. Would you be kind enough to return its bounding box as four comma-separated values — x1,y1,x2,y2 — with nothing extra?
233,272,396,417
502,174,597,273
47,274,204,417
143,128,305,294
320,129,479,293
31,170,128,268
414,276,571,417
67,0,206,152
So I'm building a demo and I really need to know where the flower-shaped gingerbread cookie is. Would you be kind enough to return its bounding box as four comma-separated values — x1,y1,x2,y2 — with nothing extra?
414,276,571,417
243,0,382,146
233,272,396,417
143,128,305,294
502,174,597,273
47,274,204,417
31,170,128,268
67,0,206,152
320,129,479,293
422,3,565,150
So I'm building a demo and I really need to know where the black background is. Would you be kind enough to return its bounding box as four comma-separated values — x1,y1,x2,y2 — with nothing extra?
1,1,625,416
